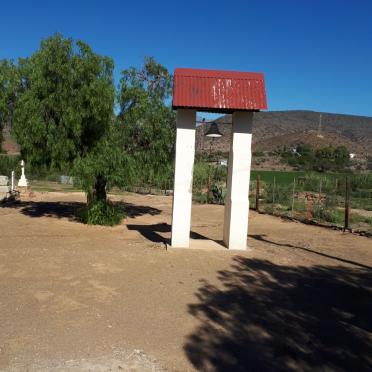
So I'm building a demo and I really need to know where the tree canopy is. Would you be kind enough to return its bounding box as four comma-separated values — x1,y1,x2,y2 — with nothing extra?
12,34,115,171
1,35,176,223
0,59,19,150
282,144,350,172
118,57,175,187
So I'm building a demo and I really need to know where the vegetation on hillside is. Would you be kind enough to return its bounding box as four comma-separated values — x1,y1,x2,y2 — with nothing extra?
281,144,350,172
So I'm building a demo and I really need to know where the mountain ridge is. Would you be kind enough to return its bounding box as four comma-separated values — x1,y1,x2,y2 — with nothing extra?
197,110,372,156
3,110,372,157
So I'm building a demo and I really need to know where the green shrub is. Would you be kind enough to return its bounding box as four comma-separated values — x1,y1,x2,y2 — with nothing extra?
313,206,344,224
350,213,372,225
292,199,307,213
263,181,292,205
193,191,208,204
78,200,125,226
324,194,339,209
0,154,21,176
211,184,225,204
193,161,209,190
214,164,227,182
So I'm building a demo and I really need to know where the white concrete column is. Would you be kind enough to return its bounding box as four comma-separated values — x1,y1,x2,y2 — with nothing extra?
11,171,15,191
171,109,196,248
223,111,253,250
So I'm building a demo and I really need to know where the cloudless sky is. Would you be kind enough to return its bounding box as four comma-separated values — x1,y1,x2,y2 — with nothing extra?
1,0,371,117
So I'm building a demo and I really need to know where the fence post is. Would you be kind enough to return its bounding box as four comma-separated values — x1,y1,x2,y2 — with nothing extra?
207,165,211,204
344,176,350,231
11,171,15,191
318,179,323,221
272,176,276,213
291,178,296,216
255,175,260,212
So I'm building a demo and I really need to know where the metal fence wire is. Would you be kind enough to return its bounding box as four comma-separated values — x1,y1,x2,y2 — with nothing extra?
249,175,372,234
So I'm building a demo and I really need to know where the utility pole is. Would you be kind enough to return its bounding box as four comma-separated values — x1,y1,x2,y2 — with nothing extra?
317,113,324,138
255,175,260,212
344,176,350,231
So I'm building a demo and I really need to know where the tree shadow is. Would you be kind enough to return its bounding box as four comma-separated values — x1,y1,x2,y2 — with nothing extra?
0,200,83,221
127,223,212,245
184,257,372,371
1,201,161,222
116,202,161,218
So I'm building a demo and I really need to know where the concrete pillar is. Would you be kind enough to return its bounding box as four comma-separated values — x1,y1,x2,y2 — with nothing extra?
223,111,253,250
11,171,15,191
171,109,196,247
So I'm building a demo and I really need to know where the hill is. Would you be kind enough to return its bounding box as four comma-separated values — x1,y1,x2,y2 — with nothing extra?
196,110,372,157
3,110,372,159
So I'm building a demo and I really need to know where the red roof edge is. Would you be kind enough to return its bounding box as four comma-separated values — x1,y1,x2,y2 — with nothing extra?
172,67,268,112
174,67,265,81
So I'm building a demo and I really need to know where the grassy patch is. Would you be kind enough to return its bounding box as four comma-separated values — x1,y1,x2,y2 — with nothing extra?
193,192,208,204
251,170,305,185
78,200,125,226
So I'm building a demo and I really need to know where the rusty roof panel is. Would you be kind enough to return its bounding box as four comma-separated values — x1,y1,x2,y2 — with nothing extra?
172,68,267,112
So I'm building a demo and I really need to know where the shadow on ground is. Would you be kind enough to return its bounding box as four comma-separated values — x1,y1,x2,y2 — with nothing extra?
249,234,372,270
127,223,211,245
1,201,161,221
184,257,372,371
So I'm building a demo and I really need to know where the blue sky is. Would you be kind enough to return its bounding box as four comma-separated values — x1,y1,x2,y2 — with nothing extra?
1,0,371,117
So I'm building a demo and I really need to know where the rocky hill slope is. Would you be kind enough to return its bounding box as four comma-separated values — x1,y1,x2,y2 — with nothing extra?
3,110,372,158
197,110,372,156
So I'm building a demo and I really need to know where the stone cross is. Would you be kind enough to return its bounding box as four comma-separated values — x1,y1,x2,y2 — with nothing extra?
18,159,28,187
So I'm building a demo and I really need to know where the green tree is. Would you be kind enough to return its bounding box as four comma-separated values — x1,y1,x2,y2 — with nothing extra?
73,122,132,202
313,146,350,172
117,57,175,188
333,146,350,170
0,59,19,151
12,34,116,201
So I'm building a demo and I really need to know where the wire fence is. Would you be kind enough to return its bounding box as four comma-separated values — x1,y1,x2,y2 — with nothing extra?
249,174,372,234
3,154,371,234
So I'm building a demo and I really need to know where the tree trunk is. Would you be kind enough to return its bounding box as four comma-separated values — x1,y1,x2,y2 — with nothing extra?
93,175,107,202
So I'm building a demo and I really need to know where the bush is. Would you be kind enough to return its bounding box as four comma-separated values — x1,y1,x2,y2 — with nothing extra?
78,200,125,226
312,206,340,224
193,191,208,204
0,154,21,176
350,213,372,225
193,161,209,190
263,181,292,205
211,184,225,204
214,164,227,183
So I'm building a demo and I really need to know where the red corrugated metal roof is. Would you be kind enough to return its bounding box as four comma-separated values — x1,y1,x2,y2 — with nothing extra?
172,68,267,112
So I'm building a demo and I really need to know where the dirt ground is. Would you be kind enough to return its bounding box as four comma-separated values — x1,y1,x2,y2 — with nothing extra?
0,191,371,371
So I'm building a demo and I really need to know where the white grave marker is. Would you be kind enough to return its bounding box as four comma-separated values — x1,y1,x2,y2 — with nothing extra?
18,160,28,187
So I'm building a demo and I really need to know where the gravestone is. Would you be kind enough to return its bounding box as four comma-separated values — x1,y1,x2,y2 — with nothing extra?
18,160,28,187
0,176,11,201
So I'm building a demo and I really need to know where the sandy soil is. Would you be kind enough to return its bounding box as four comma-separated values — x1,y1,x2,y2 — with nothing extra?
0,191,371,371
